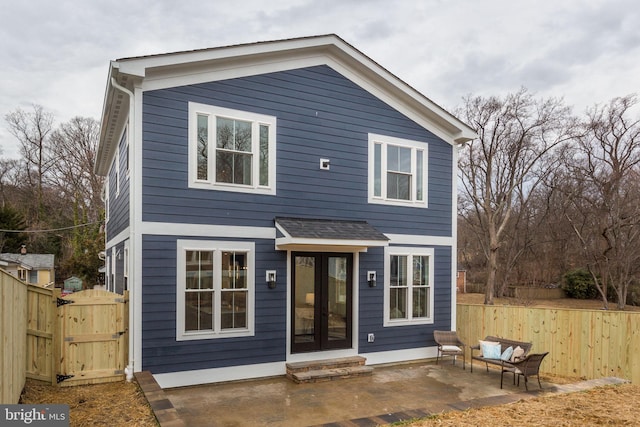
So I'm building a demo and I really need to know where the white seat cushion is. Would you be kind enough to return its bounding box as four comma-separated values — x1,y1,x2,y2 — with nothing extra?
441,345,462,352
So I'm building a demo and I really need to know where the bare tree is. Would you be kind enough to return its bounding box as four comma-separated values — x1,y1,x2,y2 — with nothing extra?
562,95,640,309
0,158,20,208
4,105,57,221
49,117,104,221
458,88,576,304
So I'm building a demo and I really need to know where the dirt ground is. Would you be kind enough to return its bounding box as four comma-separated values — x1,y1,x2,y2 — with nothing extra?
19,295,639,426
20,379,158,427
409,383,640,426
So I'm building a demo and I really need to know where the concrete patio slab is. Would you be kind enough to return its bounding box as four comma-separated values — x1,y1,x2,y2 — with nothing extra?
137,361,628,427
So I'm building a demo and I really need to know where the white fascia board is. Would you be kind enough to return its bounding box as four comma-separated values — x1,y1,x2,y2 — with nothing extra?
115,35,341,78
275,237,387,251
95,62,120,176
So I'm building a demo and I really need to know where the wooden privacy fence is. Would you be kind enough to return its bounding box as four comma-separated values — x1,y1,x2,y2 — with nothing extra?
457,303,640,384
1,270,27,404
26,286,129,387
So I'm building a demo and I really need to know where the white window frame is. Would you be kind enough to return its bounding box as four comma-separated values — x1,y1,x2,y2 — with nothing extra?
368,133,428,207
188,102,276,195
176,240,255,341
383,246,434,327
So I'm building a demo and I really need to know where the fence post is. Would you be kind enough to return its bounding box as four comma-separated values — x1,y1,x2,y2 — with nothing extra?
52,288,62,386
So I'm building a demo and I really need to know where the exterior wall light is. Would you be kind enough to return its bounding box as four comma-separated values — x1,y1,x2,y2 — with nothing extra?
266,270,277,289
367,271,376,287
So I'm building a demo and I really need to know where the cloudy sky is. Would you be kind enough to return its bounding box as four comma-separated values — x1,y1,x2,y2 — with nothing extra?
1,0,638,158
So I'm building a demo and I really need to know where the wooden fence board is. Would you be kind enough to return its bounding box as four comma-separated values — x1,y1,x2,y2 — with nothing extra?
26,284,54,384
1,271,27,404
457,303,640,384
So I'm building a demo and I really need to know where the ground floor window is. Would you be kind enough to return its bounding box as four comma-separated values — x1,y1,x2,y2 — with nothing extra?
176,240,255,340
384,246,434,326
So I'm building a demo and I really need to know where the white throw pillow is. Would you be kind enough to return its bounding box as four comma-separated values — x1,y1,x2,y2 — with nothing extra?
511,346,525,362
441,345,462,352
480,342,502,359
478,340,499,357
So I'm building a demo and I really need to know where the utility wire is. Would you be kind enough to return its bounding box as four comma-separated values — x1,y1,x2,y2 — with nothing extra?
0,221,102,233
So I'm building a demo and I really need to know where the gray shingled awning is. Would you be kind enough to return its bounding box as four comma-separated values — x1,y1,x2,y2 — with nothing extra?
275,217,389,251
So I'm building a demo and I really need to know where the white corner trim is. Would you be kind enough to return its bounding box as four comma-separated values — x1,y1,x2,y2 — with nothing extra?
153,361,286,388
451,142,460,331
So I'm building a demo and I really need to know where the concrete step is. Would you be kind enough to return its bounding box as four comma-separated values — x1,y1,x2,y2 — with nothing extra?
288,365,374,384
286,356,366,374
286,356,372,383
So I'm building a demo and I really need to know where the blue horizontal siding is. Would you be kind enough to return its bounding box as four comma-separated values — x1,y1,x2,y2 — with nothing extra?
139,64,456,373
359,246,453,353
106,129,130,241
141,235,287,374
141,65,452,236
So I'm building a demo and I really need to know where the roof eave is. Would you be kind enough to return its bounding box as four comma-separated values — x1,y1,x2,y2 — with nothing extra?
95,34,477,173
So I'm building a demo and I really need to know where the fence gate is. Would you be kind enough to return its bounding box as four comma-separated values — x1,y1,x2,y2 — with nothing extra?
55,289,129,387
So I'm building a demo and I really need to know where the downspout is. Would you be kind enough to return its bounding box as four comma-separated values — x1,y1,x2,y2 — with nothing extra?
111,77,136,382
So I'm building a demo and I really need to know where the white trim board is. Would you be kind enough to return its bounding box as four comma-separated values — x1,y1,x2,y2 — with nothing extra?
384,234,453,247
106,227,130,249
362,346,438,365
140,222,276,239
153,361,286,389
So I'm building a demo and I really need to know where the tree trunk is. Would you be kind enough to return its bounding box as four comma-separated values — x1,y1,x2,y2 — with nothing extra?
484,246,498,305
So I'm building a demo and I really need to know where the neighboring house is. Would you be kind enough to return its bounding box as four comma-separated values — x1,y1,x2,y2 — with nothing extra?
94,34,476,388
0,253,55,286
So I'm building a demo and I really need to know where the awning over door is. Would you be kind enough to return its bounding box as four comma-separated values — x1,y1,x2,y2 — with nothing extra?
275,217,389,251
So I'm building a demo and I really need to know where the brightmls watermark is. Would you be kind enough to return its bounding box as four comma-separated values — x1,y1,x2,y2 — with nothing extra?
0,405,69,426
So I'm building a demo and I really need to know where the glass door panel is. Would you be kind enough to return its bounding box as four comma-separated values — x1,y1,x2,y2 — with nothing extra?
327,256,347,342
293,256,317,350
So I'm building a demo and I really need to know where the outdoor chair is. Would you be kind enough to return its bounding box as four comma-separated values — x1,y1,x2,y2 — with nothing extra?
500,352,549,391
433,330,466,370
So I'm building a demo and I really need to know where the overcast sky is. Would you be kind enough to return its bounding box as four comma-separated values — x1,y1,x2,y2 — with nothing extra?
1,0,638,158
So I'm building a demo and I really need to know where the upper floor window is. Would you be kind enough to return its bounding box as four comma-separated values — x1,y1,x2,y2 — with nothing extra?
368,134,428,207
384,246,434,326
189,102,276,195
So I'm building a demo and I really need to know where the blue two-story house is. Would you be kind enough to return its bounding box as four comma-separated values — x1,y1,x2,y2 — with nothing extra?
95,34,476,388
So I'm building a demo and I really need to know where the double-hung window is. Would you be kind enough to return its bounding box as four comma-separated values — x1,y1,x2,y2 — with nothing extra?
384,247,434,326
369,134,428,207
176,240,255,340
189,102,276,195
